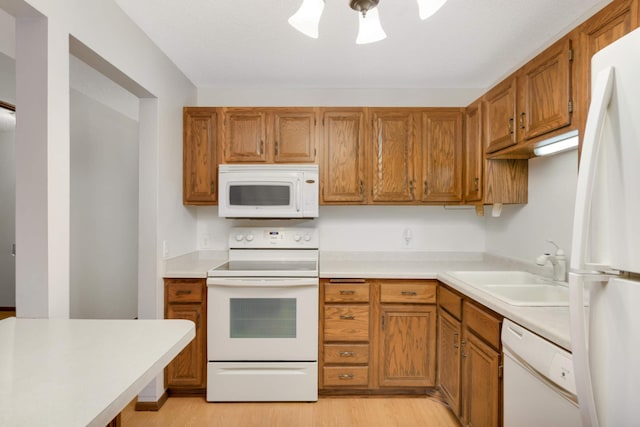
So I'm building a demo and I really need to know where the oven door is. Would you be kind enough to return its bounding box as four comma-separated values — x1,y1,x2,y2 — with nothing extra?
207,277,318,361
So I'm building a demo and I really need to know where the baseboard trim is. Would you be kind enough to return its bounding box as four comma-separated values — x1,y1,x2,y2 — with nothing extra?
134,391,168,411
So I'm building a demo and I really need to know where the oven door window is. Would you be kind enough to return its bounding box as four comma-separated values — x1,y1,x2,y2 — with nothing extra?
229,185,291,206
230,298,296,338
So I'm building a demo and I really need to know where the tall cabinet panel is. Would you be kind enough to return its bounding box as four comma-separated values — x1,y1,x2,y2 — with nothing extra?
223,109,268,162
420,110,463,202
321,110,366,203
369,109,417,203
463,101,483,203
183,107,218,205
273,110,317,163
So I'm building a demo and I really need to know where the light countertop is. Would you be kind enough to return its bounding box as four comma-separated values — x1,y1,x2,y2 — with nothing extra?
163,250,228,278
0,318,194,427
321,251,572,351
163,249,571,351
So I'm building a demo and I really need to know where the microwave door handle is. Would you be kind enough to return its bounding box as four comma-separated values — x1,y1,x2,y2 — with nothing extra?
295,178,301,212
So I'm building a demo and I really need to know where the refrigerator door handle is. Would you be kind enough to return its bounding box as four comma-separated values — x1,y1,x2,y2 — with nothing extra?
569,273,600,427
570,66,614,273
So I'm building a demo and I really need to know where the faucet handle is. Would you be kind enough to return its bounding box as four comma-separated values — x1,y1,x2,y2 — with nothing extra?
546,240,565,257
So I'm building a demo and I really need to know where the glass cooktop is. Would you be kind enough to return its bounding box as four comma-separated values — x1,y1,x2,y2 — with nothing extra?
209,260,318,277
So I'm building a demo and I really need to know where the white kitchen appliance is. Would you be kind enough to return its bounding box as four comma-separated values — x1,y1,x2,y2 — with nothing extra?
206,227,319,402
218,164,319,218
502,319,581,427
569,27,640,427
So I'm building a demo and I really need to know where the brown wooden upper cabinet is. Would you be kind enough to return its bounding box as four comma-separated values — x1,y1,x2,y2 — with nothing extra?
369,109,418,203
463,101,483,203
321,109,367,203
420,110,463,203
484,36,574,156
222,108,317,163
183,107,218,205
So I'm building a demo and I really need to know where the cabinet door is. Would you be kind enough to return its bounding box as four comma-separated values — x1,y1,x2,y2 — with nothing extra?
484,77,517,154
438,308,462,417
420,110,463,202
321,110,366,203
519,37,572,140
223,110,267,162
273,110,317,163
461,331,501,427
183,108,218,205
370,110,417,202
464,101,483,202
379,304,436,387
166,303,205,388
577,0,639,138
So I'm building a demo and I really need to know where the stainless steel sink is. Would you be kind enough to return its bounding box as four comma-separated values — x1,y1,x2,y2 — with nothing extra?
447,270,569,306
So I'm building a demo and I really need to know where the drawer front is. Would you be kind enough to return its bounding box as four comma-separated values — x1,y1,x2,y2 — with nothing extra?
380,281,436,304
439,286,462,320
324,306,369,342
323,366,369,387
166,280,203,303
324,282,370,303
463,301,501,349
324,344,369,364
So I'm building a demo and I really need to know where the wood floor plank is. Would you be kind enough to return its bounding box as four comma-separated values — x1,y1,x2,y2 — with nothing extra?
121,396,460,427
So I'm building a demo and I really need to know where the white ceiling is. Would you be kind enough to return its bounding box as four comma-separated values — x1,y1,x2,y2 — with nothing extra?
114,0,609,90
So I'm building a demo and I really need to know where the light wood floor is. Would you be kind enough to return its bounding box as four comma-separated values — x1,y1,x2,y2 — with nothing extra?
121,396,460,427
0,311,15,321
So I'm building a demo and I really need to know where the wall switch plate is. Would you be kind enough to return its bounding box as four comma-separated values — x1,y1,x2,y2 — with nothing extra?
162,240,169,257
402,228,413,249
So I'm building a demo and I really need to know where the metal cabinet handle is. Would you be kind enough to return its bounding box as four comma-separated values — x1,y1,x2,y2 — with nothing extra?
211,179,216,194
409,180,415,197
453,332,459,349
474,177,479,192
176,290,192,296
275,140,279,156
339,351,356,357
520,112,526,129
359,180,364,195
259,140,264,154
338,373,355,380
339,314,356,320
423,180,428,195
508,118,514,135
401,291,417,296
339,290,356,295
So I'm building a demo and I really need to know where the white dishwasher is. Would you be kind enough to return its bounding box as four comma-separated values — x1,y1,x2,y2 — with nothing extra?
502,319,581,427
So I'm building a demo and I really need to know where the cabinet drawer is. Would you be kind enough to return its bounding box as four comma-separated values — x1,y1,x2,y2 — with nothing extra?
324,306,369,342
439,286,462,320
380,281,436,304
325,282,370,303
323,366,369,387
463,301,501,349
324,344,369,364
166,280,203,303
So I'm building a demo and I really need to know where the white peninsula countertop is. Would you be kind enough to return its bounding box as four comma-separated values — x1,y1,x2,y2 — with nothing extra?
0,318,194,427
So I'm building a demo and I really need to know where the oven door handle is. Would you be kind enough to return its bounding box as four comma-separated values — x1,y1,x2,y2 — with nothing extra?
207,278,318,288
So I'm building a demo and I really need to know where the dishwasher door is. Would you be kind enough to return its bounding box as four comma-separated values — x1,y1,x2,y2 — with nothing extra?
502,319,581,427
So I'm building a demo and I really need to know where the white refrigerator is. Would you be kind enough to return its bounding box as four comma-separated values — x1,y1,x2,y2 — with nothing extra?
569,27,640,427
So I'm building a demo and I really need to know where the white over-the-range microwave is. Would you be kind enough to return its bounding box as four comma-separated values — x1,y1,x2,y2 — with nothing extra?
218,164,319,218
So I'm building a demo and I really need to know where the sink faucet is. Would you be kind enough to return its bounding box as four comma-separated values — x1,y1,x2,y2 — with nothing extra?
536,240,567,282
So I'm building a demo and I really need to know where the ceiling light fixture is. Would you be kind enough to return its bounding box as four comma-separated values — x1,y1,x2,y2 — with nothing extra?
288,0,448,45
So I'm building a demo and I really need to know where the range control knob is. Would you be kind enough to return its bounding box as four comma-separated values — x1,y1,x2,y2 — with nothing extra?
246,234,254,242
303,234,312,242
293,235,302,242
235,234,244,242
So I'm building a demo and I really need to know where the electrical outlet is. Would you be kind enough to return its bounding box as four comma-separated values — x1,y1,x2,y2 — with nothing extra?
402,228,413,249
202,234,211,248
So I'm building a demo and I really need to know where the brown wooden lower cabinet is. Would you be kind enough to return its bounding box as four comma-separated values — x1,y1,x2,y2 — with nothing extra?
164,278,207,394
437,283,503,427
319,278,437,394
